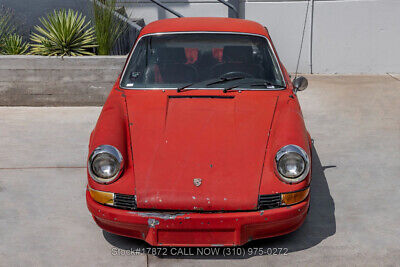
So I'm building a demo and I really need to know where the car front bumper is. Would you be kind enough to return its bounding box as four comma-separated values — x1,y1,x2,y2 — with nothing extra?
86,190,309,247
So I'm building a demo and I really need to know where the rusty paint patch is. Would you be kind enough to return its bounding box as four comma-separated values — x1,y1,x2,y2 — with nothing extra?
193,178,202,187
148,218,159,228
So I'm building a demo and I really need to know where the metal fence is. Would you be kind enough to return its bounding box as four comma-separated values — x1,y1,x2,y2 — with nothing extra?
110,21,141,55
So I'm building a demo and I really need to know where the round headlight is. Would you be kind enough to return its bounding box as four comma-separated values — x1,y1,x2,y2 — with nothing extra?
277,152,305,178
275,145,310,183
88,145,123,184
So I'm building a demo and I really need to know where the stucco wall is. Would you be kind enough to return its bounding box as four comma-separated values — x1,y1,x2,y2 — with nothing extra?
311,0,400,74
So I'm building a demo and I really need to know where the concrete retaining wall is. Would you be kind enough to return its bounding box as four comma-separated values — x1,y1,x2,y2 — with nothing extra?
0,56,127,106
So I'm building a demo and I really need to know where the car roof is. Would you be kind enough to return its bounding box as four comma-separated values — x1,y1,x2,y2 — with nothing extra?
139,17,270,37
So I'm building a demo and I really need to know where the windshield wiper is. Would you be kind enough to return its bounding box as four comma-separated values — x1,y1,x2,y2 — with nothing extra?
176,75,246,92
177,83,195,92
223,81,285,93
205,75,245,86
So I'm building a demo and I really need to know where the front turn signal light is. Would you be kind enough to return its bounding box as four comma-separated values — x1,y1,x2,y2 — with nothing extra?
281,187,310,206
88,186,114,206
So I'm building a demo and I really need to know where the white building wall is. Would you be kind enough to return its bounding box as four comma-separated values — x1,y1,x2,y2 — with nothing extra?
312,0,400,74
244,0,312,74
119,0,400,74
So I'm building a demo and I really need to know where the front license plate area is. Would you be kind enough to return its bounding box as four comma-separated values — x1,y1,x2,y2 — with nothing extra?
157,229,235,246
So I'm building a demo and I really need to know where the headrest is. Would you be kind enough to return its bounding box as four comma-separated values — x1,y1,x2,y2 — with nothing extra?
157,47,187,64
222,46,253,63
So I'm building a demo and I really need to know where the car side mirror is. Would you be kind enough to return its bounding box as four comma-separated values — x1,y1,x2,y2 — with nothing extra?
292,76,308,93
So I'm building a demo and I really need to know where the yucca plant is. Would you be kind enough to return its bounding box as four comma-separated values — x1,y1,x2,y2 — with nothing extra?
93,0,127,55
0,7,15,51
30,9,97,56
1,34,29,55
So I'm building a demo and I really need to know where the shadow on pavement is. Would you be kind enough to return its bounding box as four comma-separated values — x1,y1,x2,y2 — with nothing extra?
103,144,336,259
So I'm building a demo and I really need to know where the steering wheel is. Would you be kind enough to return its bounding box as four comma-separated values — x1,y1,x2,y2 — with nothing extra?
220,71,254,79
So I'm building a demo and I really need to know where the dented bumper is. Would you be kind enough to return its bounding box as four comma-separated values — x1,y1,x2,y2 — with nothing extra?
86,190,309,247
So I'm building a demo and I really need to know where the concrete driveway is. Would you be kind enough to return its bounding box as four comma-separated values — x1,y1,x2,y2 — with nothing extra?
0,75,399,266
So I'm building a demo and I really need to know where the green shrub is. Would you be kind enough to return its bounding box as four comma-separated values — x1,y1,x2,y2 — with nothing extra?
30,9,96,56
0,7,15,51
1,34,29,55
93,0,127,55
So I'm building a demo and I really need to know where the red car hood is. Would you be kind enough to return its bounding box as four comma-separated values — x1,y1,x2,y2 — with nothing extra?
126,92,278,211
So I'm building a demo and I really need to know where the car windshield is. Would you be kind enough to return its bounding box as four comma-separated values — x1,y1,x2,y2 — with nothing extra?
120,33,285,89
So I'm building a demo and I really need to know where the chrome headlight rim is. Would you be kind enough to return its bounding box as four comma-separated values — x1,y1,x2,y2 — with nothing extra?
275,144,310,184
88,145,124,184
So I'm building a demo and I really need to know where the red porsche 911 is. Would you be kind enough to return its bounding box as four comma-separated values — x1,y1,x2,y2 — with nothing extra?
86,17,311,247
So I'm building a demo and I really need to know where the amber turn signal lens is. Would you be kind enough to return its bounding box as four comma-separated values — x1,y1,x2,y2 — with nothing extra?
281,187,310,206
88,186,114,205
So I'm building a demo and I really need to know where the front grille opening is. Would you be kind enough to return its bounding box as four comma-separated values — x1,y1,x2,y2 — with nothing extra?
258,194,281,210
114,193,137,210
112,193,282,211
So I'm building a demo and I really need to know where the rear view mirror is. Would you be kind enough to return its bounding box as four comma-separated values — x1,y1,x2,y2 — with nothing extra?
293,76,308,92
